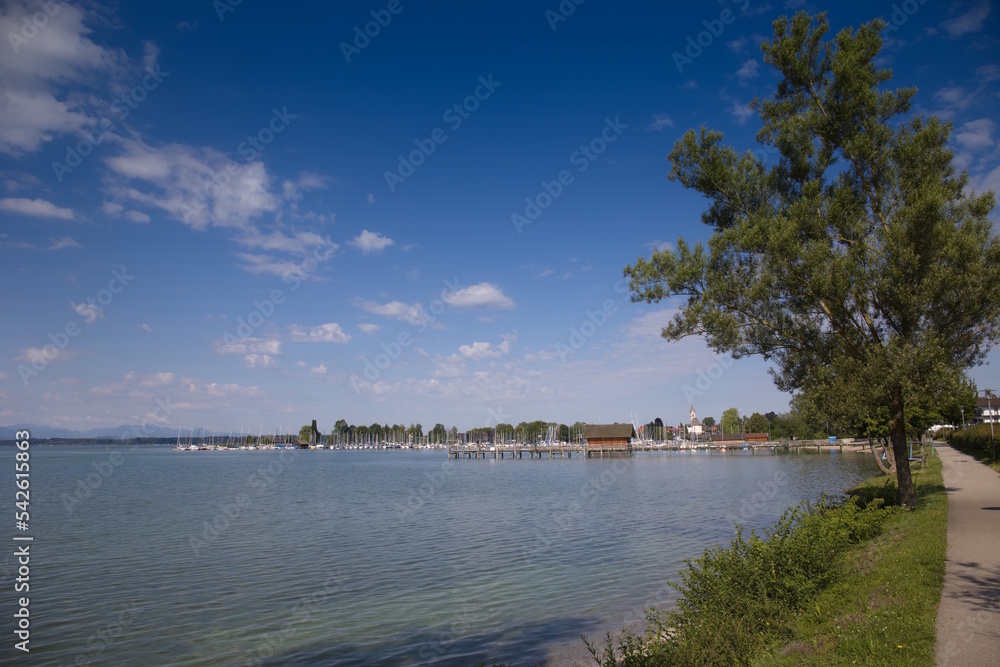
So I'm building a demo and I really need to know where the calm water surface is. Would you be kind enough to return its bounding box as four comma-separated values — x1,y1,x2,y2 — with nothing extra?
0,445,878,666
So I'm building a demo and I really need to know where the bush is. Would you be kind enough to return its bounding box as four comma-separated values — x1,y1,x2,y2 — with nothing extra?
948,424,996,458
586,497,894,666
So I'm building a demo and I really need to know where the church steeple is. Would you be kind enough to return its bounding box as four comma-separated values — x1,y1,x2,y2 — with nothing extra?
690,403,696,422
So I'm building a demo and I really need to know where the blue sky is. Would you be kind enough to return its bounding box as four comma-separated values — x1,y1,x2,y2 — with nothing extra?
1,0,999,434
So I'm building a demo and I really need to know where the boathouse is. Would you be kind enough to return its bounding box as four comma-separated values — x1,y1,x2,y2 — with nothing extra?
584,423,636,456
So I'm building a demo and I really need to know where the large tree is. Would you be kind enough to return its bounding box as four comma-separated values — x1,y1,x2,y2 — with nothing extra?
747,412,770,435
721,408,741,434
624,12,1000,507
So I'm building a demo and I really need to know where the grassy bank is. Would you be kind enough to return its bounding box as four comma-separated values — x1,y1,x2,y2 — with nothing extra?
584,454,947,666
946,426,1000,473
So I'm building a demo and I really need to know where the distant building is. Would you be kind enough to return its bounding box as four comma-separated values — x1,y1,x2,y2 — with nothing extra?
977,396,1000,423
687,404,703,440
584,423,635,454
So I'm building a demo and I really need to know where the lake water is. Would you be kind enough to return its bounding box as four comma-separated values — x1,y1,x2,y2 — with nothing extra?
0,445,878,666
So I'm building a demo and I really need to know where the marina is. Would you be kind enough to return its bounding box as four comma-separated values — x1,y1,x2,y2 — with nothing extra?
447,439,872,459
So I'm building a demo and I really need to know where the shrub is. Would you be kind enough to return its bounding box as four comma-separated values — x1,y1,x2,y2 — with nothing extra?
948,424,996,458
586,497,894,666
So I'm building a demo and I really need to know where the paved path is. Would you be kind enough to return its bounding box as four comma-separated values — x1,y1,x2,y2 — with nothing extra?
935,445,1000,666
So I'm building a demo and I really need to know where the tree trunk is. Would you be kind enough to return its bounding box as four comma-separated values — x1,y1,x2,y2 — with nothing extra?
869,436,895,476
889,389,916,508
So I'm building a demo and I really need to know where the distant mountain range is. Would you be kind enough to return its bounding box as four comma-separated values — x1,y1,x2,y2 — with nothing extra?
0,424,205,440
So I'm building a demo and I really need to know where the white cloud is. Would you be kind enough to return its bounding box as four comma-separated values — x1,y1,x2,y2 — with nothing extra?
942,0,991,37
0,197,74,219
970,163,1000,197
236,252,324,282
72,301,102,324
357,323,380,334
356,299,429,326
125,210,151,223
458,339,512,361
956,118,995,151
350,229,395,254
367,193,375,204
649,114,673,130
139,323,153,333
104,136,279,231
934,86,974,116
244,353,276,369
101,201,124,216
237,228,337,256
138,372,175,386
214,337,281,355
16,346,76,364
978,65,1000,83
310,363,327,375
443,283,515,309
0,1,125,155
49,235,81,250
735,59,759,83
727,101,755,124
727,36,749,52
289,323,350,343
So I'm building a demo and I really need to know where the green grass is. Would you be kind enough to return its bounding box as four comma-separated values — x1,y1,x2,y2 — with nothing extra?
754,454,947,666
582,453,947,667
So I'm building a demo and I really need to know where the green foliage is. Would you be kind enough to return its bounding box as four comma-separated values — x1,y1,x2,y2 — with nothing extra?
948,424,997,461
586,497,894,666
721,407,741,434
623,11,1000,506
701,416,716,428
297,424,312,442
747,412,770,434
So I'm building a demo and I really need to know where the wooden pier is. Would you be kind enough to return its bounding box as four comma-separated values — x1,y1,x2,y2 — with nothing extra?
447,440,869,460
